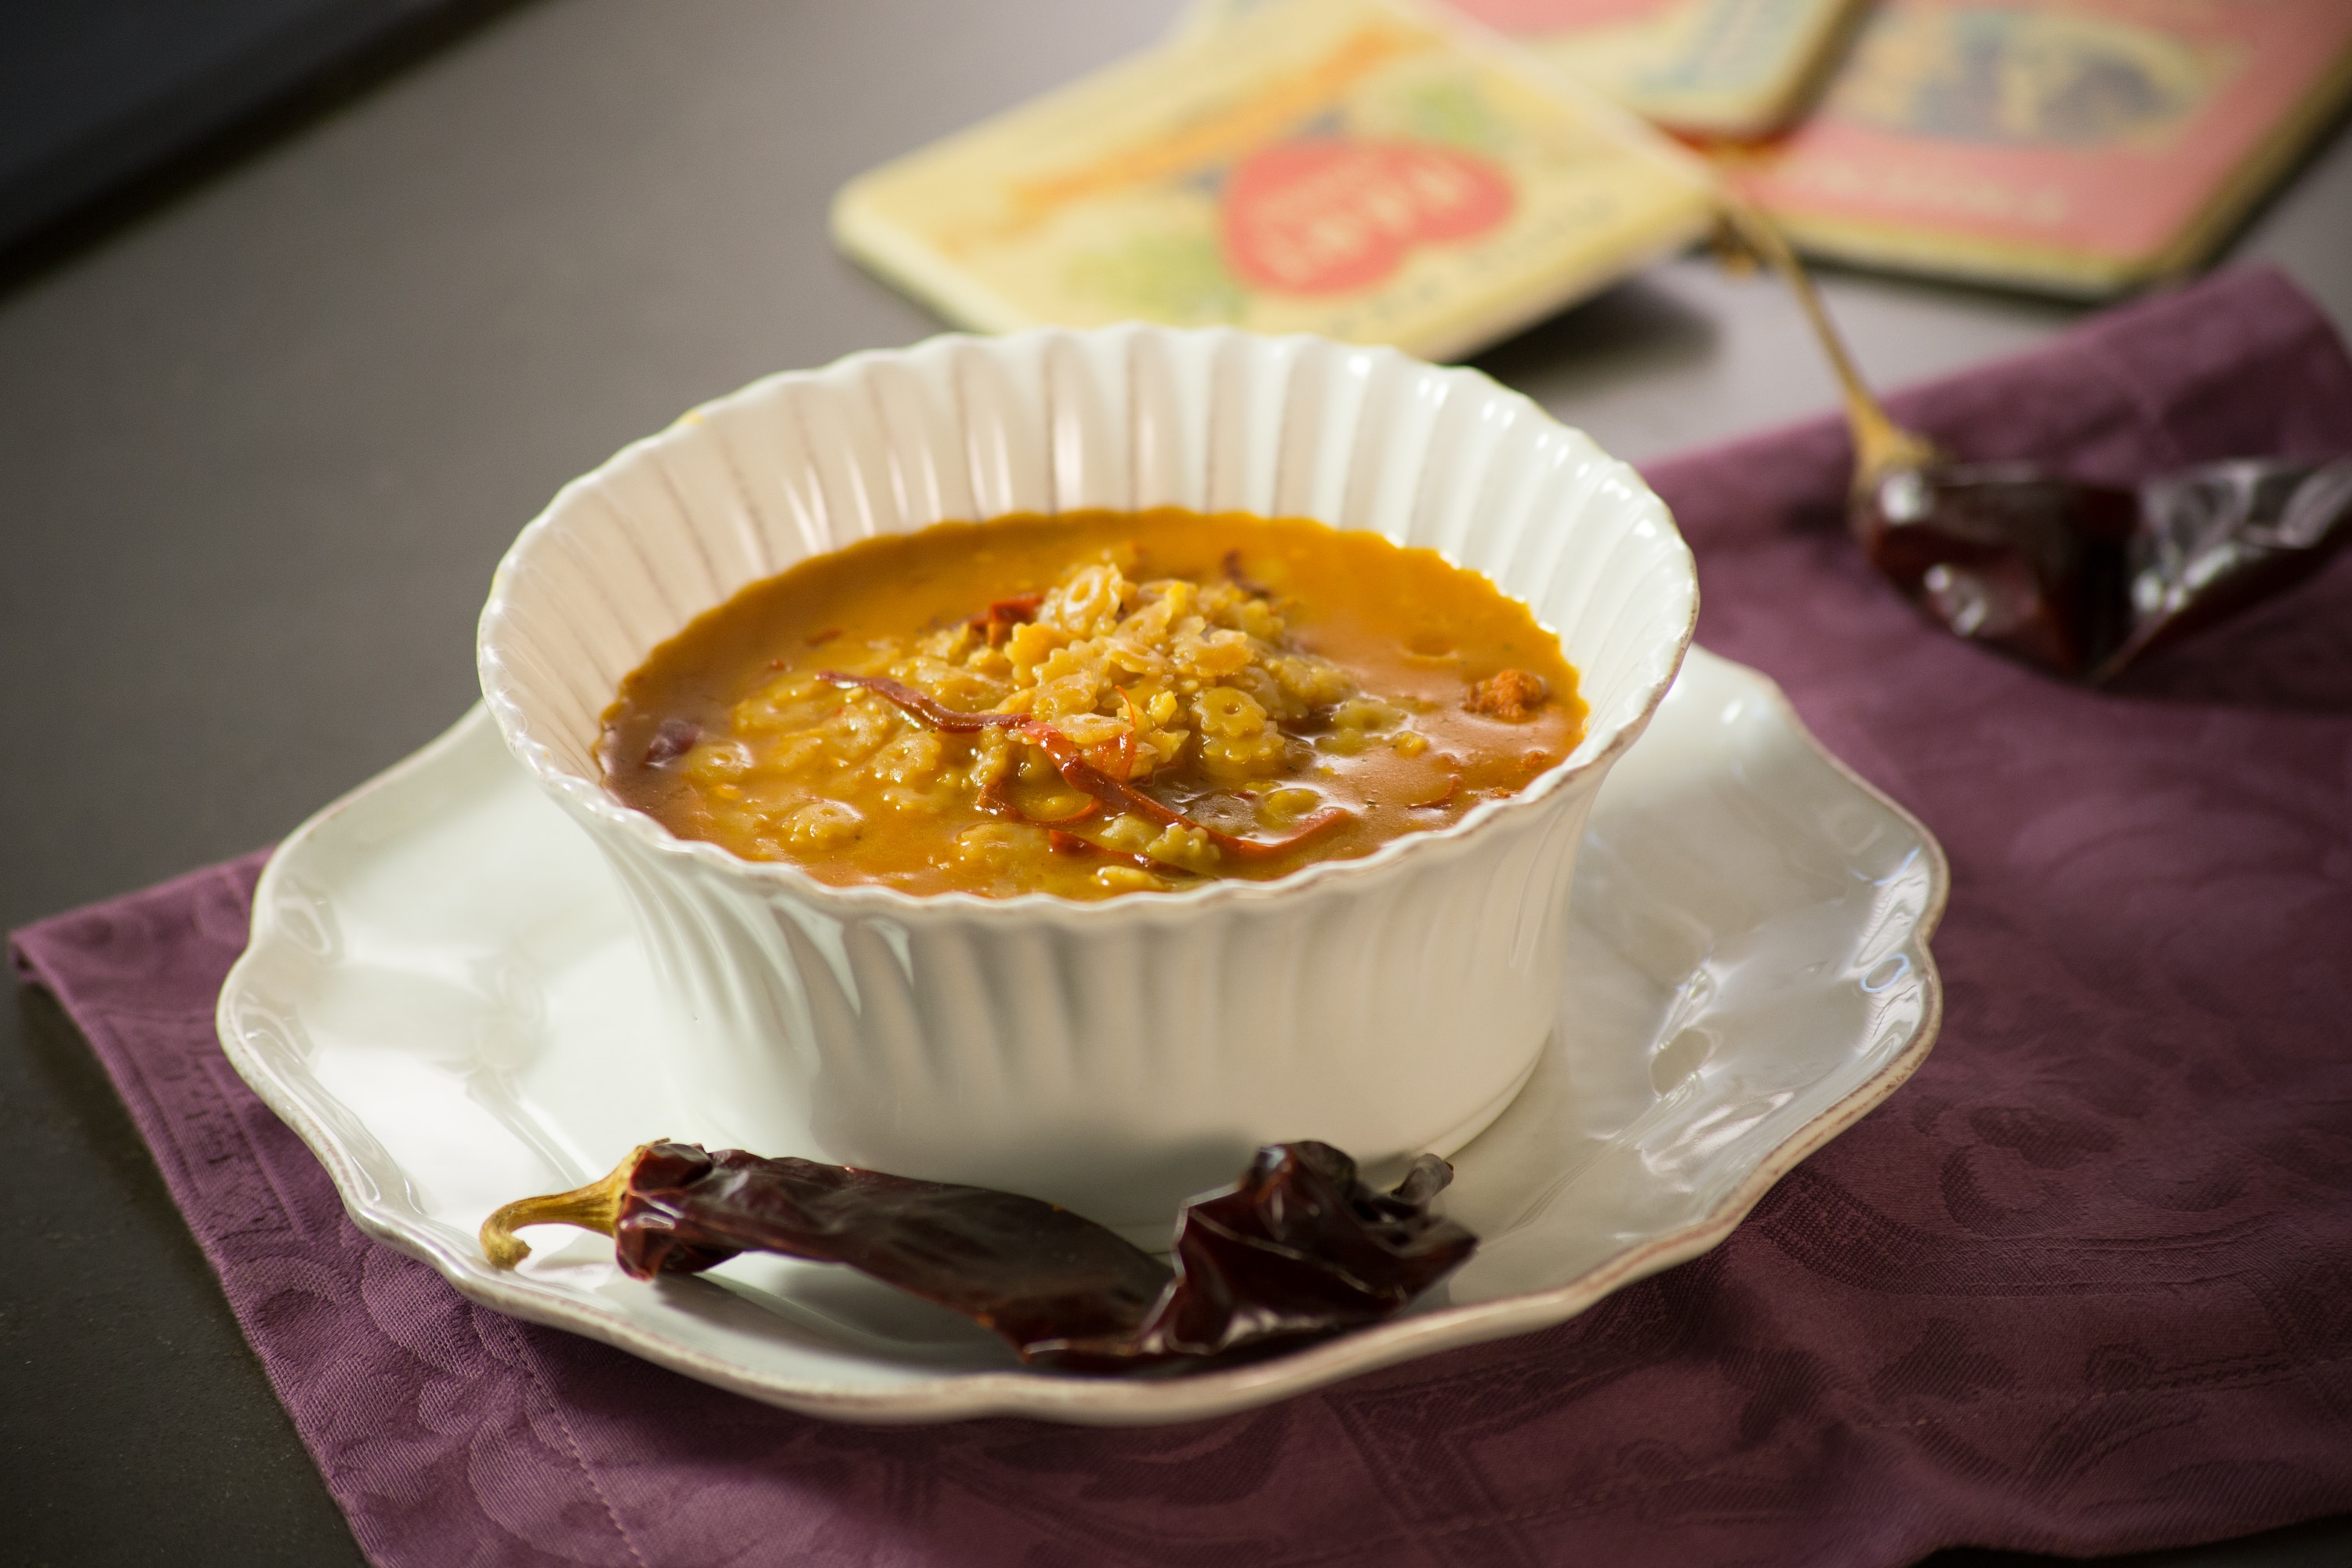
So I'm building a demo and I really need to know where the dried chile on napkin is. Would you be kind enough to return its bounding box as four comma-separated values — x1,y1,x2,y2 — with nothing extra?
1853,453,2352,681
483,1139,1475,1374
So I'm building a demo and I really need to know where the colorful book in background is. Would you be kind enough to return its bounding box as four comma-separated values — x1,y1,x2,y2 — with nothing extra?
1726,0,2352,296
1178,0,1868,138
832,0,1715,362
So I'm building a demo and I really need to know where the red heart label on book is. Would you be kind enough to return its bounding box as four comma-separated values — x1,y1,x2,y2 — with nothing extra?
1222,140,1515,296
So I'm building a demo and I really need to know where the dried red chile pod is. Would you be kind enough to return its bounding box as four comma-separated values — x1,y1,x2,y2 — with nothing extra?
481,1139,1475,1374
1851,455,2352,682
2111,456,2352,674
1851,462,2138,678
1036,1142,1475,1372
612,1143,1173,1347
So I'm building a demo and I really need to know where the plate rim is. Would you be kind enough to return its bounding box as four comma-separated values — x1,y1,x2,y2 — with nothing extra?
215,645,1947,1425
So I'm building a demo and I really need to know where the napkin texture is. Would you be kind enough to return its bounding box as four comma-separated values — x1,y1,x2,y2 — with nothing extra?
14,264,2352,1568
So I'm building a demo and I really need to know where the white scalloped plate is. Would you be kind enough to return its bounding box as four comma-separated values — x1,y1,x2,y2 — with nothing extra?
216,645,1944,1425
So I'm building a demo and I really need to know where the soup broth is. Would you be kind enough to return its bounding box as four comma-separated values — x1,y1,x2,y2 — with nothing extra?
601,509,1584,899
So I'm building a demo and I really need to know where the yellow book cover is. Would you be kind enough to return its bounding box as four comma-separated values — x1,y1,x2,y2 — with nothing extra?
1726,0,2352,296
833,0,1716,362
1179,0,1867,138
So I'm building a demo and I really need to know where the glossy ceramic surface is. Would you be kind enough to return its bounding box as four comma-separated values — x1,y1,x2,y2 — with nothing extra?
218,645,1945,1425
475,325,1697,1229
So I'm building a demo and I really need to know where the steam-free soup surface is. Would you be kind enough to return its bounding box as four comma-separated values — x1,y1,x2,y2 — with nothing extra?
601,509,1584,899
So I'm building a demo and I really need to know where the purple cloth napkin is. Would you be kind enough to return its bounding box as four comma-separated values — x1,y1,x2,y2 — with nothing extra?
14,266,2352,1568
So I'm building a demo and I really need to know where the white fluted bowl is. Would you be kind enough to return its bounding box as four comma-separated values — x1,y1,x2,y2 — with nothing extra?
477,325,1696,1233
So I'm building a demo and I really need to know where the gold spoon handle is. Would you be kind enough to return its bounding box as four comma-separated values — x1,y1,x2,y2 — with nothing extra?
1716,191,1943,489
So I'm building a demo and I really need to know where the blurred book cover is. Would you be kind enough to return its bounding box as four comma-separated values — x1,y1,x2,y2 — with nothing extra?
1181,0,1868,137
832,0,1715,362
1725,0,2352,296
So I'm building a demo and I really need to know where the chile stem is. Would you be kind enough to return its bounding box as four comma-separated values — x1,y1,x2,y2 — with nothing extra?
1717,193,1943,492
481,1145,650,1269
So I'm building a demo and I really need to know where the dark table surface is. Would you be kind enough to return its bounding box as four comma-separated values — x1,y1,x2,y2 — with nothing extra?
3,2,2348,1563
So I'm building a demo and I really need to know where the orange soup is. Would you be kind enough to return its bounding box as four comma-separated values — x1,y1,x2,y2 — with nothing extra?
601,509,1584,899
